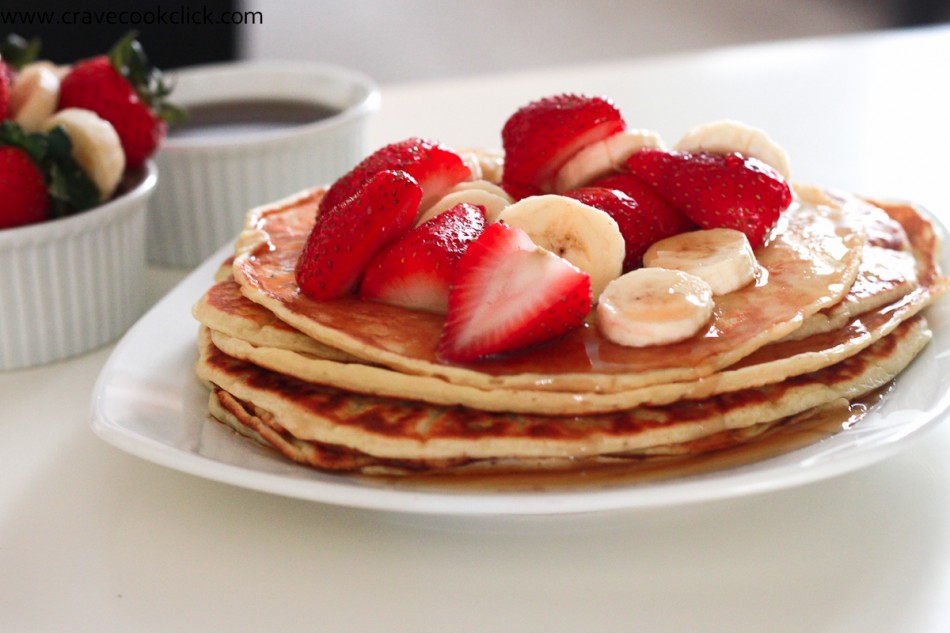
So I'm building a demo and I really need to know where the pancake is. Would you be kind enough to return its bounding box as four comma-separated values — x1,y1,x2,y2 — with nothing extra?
194,154,946,478
193,275,358,362
204,282,937,415
207,387,865,480
194,192,947,414
230,184,867,393
195,315,932,469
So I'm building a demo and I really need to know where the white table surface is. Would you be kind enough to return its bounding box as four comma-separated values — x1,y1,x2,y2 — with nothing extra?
3,25,950,633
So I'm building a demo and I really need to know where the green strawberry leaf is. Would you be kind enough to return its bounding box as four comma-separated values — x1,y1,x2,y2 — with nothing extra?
0,34,41,70
43,127,100,217
0,119,46,163
108,31,188,124
0,120,100,217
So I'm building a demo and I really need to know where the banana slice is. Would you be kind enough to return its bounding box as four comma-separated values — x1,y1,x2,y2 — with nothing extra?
674,120,790,180
456,147,505,183
44,108,126,201
9,63,62,132
415,188,511,226
554,129,665,192
497,194,624,300
643,228,757,296
449,179,514,203
597,268,714,347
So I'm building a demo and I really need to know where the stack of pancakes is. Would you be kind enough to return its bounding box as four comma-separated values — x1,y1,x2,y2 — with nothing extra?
192,182,948,478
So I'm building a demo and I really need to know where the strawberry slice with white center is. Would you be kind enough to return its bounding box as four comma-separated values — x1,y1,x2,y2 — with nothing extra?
360,202,486,314
501,94,626,199
319,137,470,217
438,222,592,363
295,170,421,300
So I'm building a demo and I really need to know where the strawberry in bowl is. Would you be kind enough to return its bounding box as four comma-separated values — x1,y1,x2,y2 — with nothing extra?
1,31,182,229
0,32,179,368
57,31,184,170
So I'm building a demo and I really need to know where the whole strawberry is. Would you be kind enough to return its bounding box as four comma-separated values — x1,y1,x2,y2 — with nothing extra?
58,32,182,169
0,119,104,229
0,143,50,229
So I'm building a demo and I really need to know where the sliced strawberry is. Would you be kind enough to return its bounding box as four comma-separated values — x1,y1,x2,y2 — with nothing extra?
360,202,486,314
0,144,50,229
563,184,689,272
623,148,682,193
296,170,421,300
626,149,792,247
501,94,626,198
587,172,697,263
438,222,592,362
319,137,470,217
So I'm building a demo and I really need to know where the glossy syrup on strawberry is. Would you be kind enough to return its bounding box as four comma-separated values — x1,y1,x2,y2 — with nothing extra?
501,94,626,198
627,149,792,247
564,180,694,271
319,137,471,216
295,170,422,300
438,222,592,362
361,201,486,314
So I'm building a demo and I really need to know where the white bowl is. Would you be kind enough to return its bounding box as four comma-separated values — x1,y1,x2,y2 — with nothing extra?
0,163,157,370
148,61,380,268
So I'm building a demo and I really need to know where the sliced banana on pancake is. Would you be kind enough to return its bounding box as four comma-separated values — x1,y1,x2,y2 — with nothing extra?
554,129,665,192
496,194,624,301
416,187,510,225
674,119,791,180
597,268,714,347
643,228,758,295
449,179,514,202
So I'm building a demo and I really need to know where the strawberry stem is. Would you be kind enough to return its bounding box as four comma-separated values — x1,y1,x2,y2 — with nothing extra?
107,31,187,124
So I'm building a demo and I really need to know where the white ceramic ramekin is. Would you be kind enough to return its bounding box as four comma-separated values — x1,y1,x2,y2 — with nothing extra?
0,163,157,370
148,61,380,268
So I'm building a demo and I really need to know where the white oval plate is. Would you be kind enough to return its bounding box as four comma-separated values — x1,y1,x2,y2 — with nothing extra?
91,226,950,517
